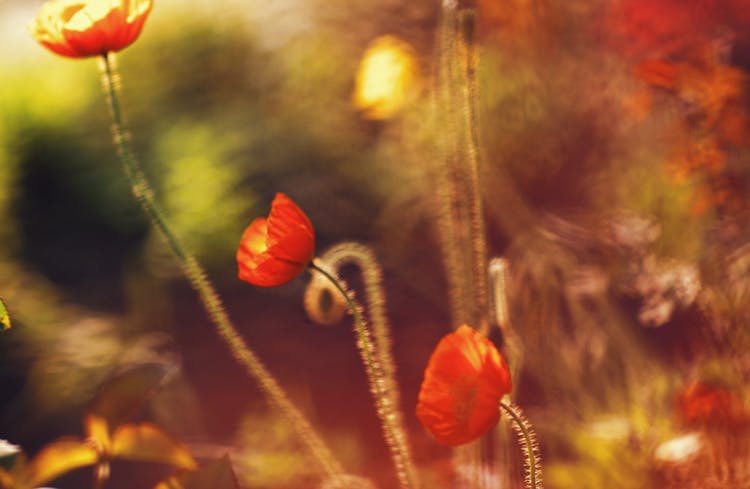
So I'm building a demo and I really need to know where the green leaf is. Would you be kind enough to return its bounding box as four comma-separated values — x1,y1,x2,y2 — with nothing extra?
153,455,239,489
111,423,196,470
88,364,168,429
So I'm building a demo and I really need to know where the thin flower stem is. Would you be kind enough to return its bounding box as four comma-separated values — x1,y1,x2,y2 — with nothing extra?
457,9,491,337
499,401,543,489
489,258,524,384
436,7,490,487
98,53,343,478
434,6,471,327
309,260,419,489
92,462,109,489
434,6,492,334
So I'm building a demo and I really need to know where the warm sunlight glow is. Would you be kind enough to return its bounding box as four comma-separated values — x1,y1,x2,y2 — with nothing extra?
353,35,419,120
654,433,703,463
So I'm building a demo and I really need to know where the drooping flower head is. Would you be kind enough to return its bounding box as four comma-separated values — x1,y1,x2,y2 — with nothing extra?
30,0,153,58
416,325,512,446
237,193,315,288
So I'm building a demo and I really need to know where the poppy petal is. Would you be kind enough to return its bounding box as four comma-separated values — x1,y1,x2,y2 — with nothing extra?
267,193,315,263
31,0,152,58
237,193,315,287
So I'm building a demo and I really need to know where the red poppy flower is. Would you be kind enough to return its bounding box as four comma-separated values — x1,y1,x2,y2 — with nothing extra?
30,0,153,59
416,325,513,446
237,193,315,287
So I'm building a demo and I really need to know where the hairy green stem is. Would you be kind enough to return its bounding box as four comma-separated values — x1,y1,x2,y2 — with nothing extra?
436,6,492,488
489,257,524,386
310,260,418,489
434,7,493,334
457,9,491,336
98,53,342,478
434,4,472,328
499,401,543,489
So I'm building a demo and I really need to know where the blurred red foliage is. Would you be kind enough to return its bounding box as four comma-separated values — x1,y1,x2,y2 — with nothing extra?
610,0,750,59
628,27,750,214
676,380,749,428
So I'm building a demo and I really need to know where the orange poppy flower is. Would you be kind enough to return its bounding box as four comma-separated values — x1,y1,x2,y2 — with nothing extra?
416,325,513,446
30,0,153,58
237,193,315,287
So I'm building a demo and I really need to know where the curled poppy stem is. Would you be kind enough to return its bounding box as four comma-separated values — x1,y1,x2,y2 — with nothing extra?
309,260,419,489
98,53,343,478
307,243,402,407
499,401,543,489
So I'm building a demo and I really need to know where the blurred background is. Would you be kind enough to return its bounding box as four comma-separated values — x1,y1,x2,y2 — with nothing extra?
1,0,750,487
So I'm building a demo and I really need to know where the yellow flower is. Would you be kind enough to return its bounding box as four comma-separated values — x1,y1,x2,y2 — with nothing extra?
30,0,153,58
353,35,419,120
